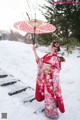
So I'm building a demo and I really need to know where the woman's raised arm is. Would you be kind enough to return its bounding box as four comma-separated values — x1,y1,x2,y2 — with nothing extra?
32,45,39,61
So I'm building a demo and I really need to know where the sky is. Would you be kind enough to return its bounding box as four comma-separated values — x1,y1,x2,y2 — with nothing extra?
0,0,46,30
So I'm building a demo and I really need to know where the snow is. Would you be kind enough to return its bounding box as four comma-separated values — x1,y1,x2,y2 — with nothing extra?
0,40,80,120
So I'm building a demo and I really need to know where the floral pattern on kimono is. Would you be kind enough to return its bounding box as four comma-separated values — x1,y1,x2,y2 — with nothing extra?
35,53,65,118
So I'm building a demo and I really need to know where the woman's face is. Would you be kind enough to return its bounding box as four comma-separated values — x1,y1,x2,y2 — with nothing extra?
48,42,57,52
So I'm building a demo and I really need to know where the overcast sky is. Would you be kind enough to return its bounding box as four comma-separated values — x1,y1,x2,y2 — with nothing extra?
0,0,47,30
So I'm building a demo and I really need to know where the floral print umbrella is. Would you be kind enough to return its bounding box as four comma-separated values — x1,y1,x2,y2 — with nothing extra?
14,19,56,44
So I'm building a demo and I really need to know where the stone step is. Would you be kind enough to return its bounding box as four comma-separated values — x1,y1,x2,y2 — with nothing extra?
1,79,28,95
23,97,35,103
33,107,45,114
0,75,8,78
9,86,35,103
0,76,17,86
8,87,28,96
1,81,17,86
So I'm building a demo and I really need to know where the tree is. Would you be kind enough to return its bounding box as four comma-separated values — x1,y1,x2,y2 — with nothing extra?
39,0,80,45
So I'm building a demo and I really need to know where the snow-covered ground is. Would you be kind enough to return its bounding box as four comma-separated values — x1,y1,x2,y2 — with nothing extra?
0,40,80,120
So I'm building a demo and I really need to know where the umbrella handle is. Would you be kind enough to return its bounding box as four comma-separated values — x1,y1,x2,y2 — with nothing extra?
32,27,36,45
32,34,35,45
33,33,35,45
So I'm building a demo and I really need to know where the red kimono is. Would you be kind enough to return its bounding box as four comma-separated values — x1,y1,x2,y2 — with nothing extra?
35,53,65,119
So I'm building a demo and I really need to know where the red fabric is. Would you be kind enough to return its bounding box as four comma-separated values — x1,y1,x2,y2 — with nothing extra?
56,96,65,113
35,83,44,102
35,53,65,113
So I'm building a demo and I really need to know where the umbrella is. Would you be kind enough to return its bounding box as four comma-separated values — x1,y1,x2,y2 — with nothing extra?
14,19,56,44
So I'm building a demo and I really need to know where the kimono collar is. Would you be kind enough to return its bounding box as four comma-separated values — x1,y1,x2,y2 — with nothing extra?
49,52,57,56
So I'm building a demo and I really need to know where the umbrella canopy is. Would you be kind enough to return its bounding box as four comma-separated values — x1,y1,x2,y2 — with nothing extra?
14,19,56,44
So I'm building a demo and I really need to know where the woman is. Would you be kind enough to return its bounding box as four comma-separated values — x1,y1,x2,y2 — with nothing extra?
32,41,65,119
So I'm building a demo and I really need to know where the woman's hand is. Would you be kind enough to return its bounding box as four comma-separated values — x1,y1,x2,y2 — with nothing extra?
32,45,39,60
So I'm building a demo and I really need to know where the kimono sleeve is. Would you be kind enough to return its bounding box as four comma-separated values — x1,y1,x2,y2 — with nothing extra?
36,53,48,64
35,55,45,102
51,55,61,71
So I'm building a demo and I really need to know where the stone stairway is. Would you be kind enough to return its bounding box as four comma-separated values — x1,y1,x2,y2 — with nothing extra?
0,69,44,114
0,69,35,101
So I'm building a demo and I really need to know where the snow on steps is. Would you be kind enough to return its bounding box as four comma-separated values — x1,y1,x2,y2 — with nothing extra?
0,69,44,114
0,69,36,103
0,75,17,86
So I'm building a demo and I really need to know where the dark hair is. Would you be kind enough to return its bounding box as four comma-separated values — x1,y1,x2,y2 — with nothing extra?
52,41,60,52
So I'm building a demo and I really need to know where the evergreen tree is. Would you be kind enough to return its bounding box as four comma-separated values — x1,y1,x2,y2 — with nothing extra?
38,0,80,45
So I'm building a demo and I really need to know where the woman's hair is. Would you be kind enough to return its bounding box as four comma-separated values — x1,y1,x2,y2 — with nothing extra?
51,41,60,52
